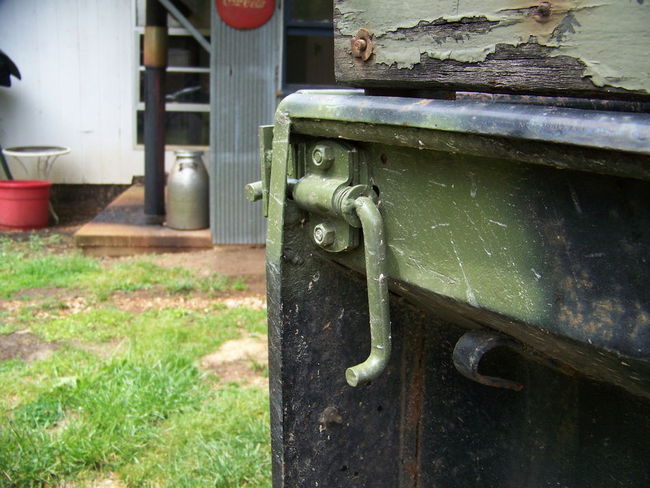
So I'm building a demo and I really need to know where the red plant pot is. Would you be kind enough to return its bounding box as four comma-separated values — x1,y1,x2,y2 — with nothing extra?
0,180,52,230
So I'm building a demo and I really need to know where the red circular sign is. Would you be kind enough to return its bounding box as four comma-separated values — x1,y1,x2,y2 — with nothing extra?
216,0,275,30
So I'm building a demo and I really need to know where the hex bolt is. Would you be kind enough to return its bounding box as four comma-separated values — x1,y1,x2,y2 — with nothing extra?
312,145,335,170
351,38,367,56
351,28,374,61
313,223,336,247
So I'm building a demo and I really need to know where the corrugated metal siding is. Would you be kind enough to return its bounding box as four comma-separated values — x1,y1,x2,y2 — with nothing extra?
210,4,281,244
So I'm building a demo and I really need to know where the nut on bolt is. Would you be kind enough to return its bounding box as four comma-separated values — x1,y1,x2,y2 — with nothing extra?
313,223,336,248
312,145,335,170
351,28,374,61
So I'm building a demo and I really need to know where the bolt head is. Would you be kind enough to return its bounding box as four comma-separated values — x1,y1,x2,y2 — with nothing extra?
313,223,336,247
351,28,374,61
351,38,367,57
312,145,335,169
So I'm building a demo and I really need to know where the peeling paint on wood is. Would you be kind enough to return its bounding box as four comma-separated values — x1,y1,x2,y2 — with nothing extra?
335,0,650,97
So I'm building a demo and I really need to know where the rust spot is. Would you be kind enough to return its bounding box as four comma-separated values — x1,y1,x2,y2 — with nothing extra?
351,28,374,61
517,0,574,40
533,2,552,23
400,324,426,486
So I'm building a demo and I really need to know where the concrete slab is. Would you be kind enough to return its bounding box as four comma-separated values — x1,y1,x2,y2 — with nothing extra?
75,184,213,256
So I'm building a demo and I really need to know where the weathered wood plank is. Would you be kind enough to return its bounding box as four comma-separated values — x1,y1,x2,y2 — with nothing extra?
334,0,650,99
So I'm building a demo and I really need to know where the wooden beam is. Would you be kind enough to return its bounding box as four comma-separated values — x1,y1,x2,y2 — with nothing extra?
334,1,650,100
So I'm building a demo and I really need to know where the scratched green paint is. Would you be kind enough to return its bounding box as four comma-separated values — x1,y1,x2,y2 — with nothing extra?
337,143,551,325
262,113,552,325
336,0,650,92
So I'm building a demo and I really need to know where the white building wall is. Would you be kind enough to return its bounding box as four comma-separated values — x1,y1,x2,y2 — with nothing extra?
0,0,179,184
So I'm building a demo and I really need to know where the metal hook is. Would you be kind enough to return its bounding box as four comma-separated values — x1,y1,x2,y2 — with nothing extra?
452,330,524,391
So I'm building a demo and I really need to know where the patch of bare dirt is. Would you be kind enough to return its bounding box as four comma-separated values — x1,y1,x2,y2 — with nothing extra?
1,294,90,326
107,291,213,314
58,473,125,488
220,296,266,310
13,287,73,300
150,246,264,275
1,290,266,337
1,299,25,316
200,336,268,388
0,330,58,362
88,477,125,488
108,291,266,314
145,246,266,296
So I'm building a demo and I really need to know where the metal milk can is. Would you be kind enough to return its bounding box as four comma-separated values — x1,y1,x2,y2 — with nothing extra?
166,150,209,230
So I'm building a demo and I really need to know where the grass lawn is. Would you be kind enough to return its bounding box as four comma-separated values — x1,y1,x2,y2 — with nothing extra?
0,235,271,487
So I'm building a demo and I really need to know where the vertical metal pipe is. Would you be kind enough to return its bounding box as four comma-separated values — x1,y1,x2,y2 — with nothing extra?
143,0,167,224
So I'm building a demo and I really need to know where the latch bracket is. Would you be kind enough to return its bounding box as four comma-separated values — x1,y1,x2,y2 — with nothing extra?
248,137,392,387
292,141,362,252
291,141,391,387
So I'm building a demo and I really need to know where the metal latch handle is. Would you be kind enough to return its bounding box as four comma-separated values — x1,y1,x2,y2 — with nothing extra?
345,196,391,387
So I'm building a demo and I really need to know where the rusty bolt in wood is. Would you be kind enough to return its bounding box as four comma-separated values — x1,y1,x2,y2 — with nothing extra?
351,28,374,61
533,2,552,22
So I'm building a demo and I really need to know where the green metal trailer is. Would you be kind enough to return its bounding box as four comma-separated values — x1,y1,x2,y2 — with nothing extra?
248,2,650,486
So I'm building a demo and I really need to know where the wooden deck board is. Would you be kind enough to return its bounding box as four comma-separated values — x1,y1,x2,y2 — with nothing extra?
74,185,212,256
